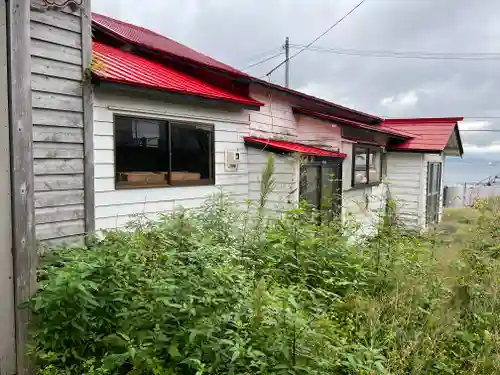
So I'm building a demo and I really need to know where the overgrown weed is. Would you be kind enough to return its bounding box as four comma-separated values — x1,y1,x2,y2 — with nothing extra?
30,194,500,374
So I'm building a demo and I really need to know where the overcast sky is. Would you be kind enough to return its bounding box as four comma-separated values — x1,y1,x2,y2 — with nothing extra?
93,0,500,156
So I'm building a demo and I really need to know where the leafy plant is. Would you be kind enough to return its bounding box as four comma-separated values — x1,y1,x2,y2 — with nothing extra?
29,195,500,374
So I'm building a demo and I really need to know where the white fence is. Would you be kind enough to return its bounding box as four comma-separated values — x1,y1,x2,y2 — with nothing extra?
444,184,500,208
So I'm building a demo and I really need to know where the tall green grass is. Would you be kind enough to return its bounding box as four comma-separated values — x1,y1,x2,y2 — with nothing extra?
29,192,500,374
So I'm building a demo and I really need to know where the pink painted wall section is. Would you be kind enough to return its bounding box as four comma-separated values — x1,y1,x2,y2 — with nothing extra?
248,84,341,151
296,115,342,152
248,84,298,139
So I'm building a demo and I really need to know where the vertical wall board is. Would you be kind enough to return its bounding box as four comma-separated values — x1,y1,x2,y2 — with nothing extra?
0,1,16,374
9,1,35,374
82,0,94,233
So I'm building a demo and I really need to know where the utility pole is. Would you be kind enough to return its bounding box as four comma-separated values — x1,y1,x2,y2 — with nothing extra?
284,37,290,88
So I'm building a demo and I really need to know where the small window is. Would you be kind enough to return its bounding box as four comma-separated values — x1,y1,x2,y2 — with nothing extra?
115,116,214,189
352,145,382,187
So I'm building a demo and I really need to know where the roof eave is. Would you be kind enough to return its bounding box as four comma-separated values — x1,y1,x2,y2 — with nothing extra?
254,81,383,125
93,78,263,110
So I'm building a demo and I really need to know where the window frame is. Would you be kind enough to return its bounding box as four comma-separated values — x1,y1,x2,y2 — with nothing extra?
351,144,383,188
426,162,442,225
113,114,215,190
299,158,343,216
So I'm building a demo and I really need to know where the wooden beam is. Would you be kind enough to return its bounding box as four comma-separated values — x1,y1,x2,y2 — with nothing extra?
0,1,17,373
82,0,95,234
8,1,36,374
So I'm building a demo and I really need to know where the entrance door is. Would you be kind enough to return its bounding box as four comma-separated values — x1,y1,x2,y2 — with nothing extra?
300,159,342,216
426,162,442,225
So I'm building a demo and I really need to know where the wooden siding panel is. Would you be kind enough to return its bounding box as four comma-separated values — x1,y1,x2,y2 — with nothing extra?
31,38,81,65
33,125,83,143
35,204,85,225
247,149,298,212
34,190,84,208
34,159,84,175
32,91,83,112
34,142,84,159
33,108,83,128
30,20,82,49
31,56,81,81
386,152,424,230
36,219,85,241
31,8,81,32
31,73,82,96
30,4,88,255
34,175,84,192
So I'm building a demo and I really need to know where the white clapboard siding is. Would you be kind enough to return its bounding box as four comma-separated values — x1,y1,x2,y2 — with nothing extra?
93,90,251,231
31,8,86,243
340,142,383,227
386,152,425,230
247,149,298,212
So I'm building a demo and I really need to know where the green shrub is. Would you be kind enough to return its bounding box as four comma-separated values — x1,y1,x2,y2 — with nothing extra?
30,197,500,374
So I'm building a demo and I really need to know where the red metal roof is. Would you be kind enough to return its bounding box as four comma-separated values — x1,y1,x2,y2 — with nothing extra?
92,13,382,124
293,108,414,138
92,13,249,78
92,42,263,107
244,137,347,158
381,117,464,154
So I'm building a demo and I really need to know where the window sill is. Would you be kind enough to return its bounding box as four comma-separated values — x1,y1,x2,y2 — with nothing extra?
115,179,215,190
345,182,382,192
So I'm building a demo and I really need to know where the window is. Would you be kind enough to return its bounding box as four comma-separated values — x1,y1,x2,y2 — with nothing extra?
114,116,214,189
426,162,442,225
300,159,343,216
352,145,382,187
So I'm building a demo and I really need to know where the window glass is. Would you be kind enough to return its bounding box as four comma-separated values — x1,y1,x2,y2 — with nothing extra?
114,116,214,188
354,147,368,184
368,151,381,183
301,166,319,208
353,146,382,186
170,124,212,186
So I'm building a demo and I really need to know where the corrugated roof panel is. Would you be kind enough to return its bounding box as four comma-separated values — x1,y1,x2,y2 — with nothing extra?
93,13,248,78
92,42,263,107
244,137,347,158
381,118,463,153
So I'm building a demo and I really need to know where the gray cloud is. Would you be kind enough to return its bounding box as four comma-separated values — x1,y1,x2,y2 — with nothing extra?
93,0,500,154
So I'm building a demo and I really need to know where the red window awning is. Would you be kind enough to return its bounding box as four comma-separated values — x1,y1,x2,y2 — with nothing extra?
92,42,263,108
244,137,347,158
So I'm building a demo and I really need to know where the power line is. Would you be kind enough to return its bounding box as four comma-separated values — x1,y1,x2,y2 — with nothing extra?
290,44,500,61
245,46,283,64
264,0,367,77
243,50,285,71
460,130,500,132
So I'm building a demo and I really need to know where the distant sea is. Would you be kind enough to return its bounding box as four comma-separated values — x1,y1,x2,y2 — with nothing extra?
445,156,500,185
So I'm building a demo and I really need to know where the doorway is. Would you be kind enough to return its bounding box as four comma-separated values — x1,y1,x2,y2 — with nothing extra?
300,158,343,216
426,162,442,225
